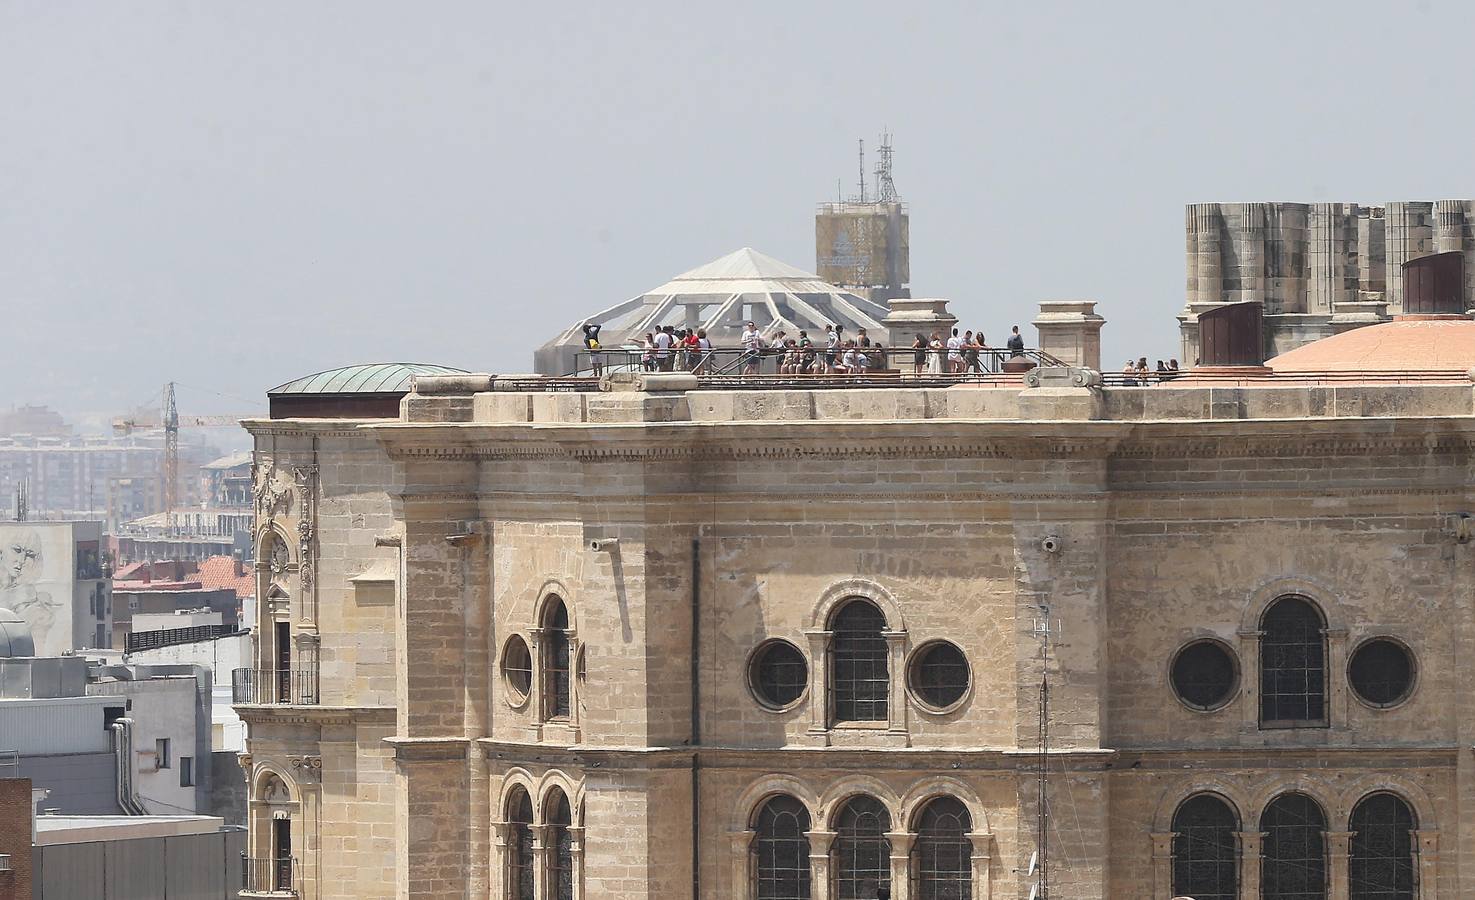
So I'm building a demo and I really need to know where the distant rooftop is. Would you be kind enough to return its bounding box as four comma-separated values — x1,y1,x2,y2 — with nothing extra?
269,362,468,395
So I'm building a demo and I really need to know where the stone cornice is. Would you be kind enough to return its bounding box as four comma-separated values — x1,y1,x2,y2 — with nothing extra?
1111,745,1460,769
384,736,471,761
243,418,383,439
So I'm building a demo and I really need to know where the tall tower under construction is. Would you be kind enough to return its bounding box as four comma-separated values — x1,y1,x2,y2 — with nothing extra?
816,133,911,303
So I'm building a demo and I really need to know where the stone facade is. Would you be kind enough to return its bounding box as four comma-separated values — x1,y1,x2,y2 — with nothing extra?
1180,200,1475,362
238,369,1475,899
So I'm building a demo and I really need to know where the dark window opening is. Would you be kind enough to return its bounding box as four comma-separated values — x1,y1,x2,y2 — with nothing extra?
180,756,193,787
1260,596,1327,726
156,738,171,769
911,796,972,900
1171,794,1238,900
754,795,812,900
548,789,573,900
1348,639,1415,708
831,600,888,723
1261,792,1326,900
543,598,571,719
1349,792,1416,900
507,788,535,900
909,642,970,710
1171,640,1238,709
502,635,532,701
751,641,808,709
103,706,125,733
833,795,890,900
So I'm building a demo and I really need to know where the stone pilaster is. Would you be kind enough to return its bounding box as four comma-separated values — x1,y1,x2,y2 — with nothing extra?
1150,831,1174,899
804,629,832,746
729,830,755,900
1326,830,1353,900
1309,203,1353,314
967,831,993,900
1416,829,1440,900
885,831,915,900
806,830,837,900
1237,831,1265,898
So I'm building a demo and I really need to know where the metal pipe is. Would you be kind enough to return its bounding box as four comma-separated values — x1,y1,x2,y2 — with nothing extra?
691,536,702,900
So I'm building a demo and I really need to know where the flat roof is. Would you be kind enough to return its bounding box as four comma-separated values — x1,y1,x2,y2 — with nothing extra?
34,814,225,845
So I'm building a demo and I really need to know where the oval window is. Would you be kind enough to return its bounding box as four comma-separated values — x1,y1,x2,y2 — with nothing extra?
908,641,970,710
1170,640,1238,710
748,640,808,709
1348,638,1415,708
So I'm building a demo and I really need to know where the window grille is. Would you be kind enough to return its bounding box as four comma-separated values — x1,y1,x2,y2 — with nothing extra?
1349,792,1416,900
909,642,969,709
833,795,890,900
751,641,808,709
1260,596,1326,726
502,636,532,701
912,796,971,900
1170,641,1237,709
1171,794,1237,900
831,601,888,722
508,789,534,900
543,598,571,719
548,790,574,900
754,795,812,900
1261,792,1326,900
1348,640,1414,708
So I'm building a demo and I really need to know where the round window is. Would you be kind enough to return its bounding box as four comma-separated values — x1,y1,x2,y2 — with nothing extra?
908,641,970,710
1348,638,1415,708
501,635,532,703
1170,640,1238,710
748,640,808,710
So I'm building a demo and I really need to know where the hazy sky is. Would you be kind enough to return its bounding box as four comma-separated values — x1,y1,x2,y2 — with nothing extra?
4,1,1473,420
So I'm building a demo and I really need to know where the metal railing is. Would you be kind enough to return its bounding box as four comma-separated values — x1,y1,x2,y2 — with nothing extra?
571,346,1059,379
242,854,297,895
1100,368,1475,387
126,624,230,653
232,668,318,705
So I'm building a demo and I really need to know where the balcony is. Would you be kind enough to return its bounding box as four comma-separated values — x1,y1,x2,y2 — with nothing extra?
242,854,297,897
232,668,318,705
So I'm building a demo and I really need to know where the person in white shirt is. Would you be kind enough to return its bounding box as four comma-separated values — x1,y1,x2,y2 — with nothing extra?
945,328,965,373
740,321,764,375
822,325,840,374
653,326,674,371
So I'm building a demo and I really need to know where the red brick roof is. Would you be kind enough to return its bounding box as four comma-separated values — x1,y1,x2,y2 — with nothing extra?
196,555,254,599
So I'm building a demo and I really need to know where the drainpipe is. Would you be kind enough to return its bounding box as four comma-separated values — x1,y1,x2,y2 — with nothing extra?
111,718,148,815
691,537,701,900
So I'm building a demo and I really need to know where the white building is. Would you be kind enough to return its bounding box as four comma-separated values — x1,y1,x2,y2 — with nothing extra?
0,520,110,656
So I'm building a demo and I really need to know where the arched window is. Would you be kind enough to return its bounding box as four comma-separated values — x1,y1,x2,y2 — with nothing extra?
542,597,571,719
546,788,573,900
753,795,811,900
1260,596,1327,726
1171,794,1237,900
830,600,888,723
506,788,534,900
1349,792,1416,900
1261,792,1326,899
911,796,971,900
833,795,890,900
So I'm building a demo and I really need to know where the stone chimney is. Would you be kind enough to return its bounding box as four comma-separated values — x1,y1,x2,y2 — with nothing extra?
1032,300,1104,370
882,298,957,344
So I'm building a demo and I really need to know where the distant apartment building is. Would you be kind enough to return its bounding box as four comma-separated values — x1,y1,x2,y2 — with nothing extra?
0,520,110,656
110,556,251,650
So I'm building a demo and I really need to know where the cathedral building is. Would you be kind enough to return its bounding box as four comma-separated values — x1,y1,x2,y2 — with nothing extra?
237,288,1475,899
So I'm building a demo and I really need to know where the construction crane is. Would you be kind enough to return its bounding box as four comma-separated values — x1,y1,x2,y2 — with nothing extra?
112,382,250,512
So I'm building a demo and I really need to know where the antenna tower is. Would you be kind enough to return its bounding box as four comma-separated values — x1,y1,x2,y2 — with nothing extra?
855,139,867,204
874,130,898,202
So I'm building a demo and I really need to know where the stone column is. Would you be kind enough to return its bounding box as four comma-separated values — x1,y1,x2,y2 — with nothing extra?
967,831,993,900
1415,829,1439,900
1326,627,1349,729
1237,628,1262,734
1237,831,1265,898
886,831,915,900
491,821,512,899
1032,301,1105,370
729,830,755,900
1189,203,1223,305
1436,200,1465,254
1326,830,1353,900
883,630,910,742
568,825,586,900
1267,203,1309,314
805,630,832,745
1309,203,1352,315
531,824,551,900
567,634,583,742
528,628,546,740
1357,206,1387,295
1385,201,1434,313
1150,831,1174,899
1227,202,1267,305
806,830,838,900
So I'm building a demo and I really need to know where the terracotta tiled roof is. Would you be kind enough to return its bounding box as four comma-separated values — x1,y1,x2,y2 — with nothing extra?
196,555,254,599
1269,317,1475,373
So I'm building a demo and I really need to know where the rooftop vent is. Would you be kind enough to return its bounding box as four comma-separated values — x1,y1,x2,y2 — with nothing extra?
1197,301,1264,367
1401,251,1465,316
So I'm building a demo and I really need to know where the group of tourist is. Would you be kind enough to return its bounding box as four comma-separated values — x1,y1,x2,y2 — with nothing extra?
1119,357,1183,385
583,321,1032,378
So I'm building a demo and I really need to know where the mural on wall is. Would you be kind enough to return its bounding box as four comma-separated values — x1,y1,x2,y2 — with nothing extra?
0,524,73,656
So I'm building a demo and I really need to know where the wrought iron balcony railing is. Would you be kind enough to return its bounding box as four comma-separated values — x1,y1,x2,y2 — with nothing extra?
242,854,297,895
232,667,318,705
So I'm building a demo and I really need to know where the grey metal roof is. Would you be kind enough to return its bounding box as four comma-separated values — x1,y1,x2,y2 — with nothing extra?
268,363,468,395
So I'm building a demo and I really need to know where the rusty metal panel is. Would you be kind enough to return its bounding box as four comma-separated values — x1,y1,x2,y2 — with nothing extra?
1402,250,1465,314
1198,301,1264,366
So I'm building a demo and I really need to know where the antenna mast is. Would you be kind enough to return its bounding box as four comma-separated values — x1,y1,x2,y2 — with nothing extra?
874,130,898,202
856,139,867,204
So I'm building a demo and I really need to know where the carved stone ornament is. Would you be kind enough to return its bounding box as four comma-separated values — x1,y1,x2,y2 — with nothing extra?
288,755,323,783
268,539,290,577
292,466,318,593
254,464,293,519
